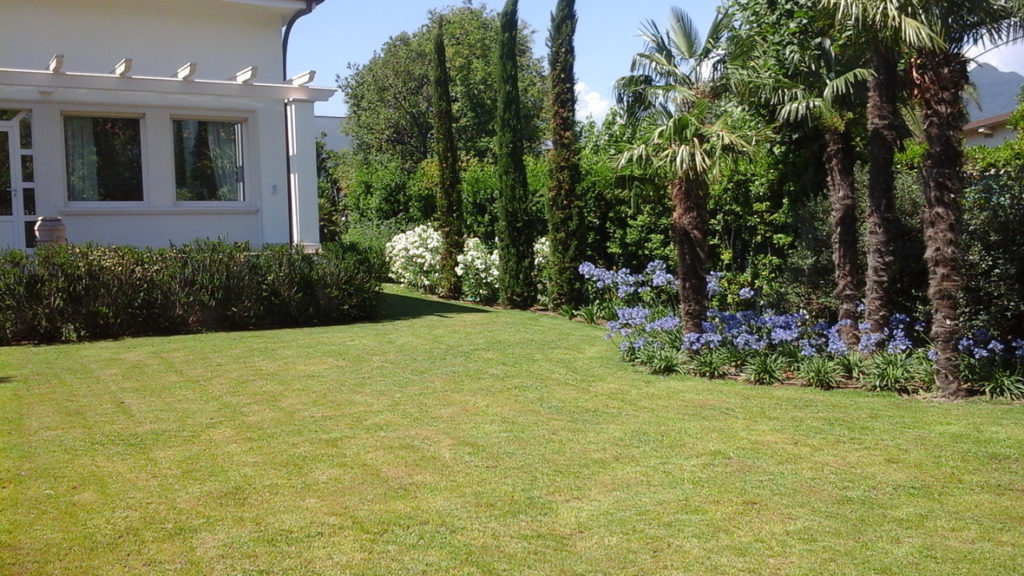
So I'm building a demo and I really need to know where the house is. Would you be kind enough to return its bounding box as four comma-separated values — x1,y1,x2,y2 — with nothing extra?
314,115,353,154
0,0,334,251
962,112,1017,148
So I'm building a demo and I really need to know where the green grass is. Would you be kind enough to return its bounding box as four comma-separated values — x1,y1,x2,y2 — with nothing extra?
2,286,1023,575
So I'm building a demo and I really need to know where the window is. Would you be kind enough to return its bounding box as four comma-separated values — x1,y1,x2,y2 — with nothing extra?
173,119,244,201
64,116,143,201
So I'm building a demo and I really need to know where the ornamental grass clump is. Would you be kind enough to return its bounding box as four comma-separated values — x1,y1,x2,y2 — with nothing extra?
743,353,788,386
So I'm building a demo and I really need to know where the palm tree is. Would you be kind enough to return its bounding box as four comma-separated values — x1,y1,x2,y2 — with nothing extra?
761,8,871,349
820,0,939,334
615,7,763,334
908,0,1023,397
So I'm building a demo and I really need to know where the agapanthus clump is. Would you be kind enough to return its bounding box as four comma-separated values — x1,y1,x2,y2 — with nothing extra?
857,313,927,355
581,259,1022,395
578,261,677,310
606,305,682,362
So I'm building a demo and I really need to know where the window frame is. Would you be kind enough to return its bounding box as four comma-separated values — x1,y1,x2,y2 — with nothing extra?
61,112,147,204
171,116,248,203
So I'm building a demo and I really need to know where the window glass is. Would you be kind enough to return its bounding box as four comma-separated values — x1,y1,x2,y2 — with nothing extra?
1,131,11,216
20,113,32,150
23,187,35,216
173,119,243,201
64,116,143,201
21,154,33,184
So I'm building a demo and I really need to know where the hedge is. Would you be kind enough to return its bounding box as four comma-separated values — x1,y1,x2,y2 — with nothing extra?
0,240,386,345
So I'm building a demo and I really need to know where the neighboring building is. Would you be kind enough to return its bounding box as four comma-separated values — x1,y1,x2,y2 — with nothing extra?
963,112,1016,148
314,115,353,153
0,0,334,251
964,63,1021,148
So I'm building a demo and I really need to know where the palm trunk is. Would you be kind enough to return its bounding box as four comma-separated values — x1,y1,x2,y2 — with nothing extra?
913,51,967,399
824,128,860,349
671,177,709,335
864,47,900,334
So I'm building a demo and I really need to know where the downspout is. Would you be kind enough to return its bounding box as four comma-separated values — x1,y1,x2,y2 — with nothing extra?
282,0,325,245
282,0,325,78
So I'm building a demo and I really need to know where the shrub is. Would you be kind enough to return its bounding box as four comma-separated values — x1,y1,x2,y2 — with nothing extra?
386,225,554,306
385,225,443,292
0,241,384,345
456,237,500,304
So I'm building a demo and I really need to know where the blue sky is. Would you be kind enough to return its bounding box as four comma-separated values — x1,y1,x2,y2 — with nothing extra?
287,0,719,119
287,1,1024,121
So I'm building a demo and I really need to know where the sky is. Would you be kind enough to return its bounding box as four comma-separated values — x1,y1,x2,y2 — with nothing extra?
287,1,1024,122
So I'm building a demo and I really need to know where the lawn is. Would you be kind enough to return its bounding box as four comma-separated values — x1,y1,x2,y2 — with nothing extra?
2,287,1022,575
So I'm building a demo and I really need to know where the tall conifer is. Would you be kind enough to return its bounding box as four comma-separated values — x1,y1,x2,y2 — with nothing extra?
495,0,536,308
431,18,463,299
546,0,584,308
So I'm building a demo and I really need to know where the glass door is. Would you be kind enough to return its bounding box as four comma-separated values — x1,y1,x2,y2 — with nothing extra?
0,110,35,250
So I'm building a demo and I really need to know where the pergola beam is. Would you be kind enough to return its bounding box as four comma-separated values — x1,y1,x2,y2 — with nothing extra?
47,54,64,74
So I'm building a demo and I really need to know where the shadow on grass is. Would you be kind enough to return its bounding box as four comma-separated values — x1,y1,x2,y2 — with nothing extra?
380,291,491,322
0,376,14,384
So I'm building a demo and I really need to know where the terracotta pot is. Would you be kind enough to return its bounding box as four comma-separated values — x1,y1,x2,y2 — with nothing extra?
34,216,67,245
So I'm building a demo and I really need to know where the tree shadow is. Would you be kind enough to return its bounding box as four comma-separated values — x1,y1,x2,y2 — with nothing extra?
0,376,14,385
380,292,491,322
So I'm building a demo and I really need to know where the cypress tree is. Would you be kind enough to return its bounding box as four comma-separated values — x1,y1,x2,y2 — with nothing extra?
495,0,536,308
546,0,584,308
431,18,463,300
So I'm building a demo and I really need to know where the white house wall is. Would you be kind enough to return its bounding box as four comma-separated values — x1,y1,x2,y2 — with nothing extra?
1,0,289,82
963,125,1017,148
0,0,333,249
22,99,288,247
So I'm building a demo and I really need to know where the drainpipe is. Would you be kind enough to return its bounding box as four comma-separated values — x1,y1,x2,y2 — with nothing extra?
282,0,325,80
282,0,325,246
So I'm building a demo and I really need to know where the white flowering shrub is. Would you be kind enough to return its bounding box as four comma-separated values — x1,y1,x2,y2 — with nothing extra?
533,236,551,302
385,224,442,292
386,228,551,305
456,237,500,303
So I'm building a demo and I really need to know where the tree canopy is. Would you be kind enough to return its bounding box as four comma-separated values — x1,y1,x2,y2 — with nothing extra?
339,4,547,171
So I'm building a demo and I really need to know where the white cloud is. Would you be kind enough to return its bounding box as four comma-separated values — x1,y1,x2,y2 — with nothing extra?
575,81,611,122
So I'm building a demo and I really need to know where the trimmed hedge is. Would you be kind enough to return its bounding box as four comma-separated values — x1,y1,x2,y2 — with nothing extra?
0,240,386,345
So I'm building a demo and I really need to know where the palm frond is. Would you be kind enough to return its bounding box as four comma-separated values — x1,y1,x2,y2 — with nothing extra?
667,6,701,60
822,0,943,49
778,97,827,124
822,67,873,101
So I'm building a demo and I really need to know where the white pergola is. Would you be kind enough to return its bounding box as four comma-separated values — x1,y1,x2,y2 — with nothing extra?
0,55,335,249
